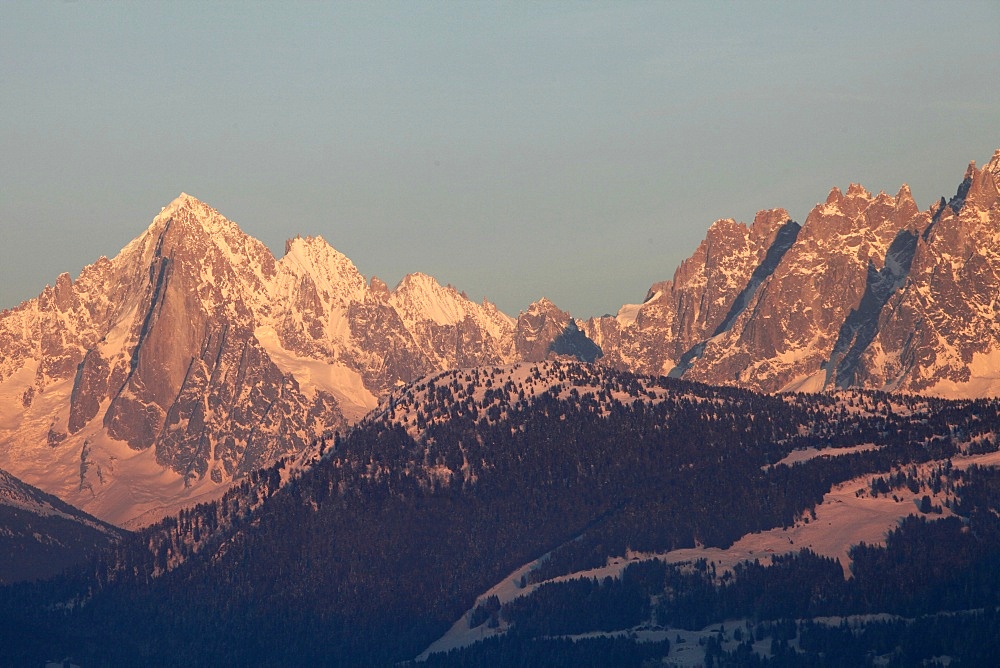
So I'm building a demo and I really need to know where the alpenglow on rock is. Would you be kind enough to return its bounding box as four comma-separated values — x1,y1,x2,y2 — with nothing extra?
3,149,1000,526
589,149,1000,398
0,195,541,525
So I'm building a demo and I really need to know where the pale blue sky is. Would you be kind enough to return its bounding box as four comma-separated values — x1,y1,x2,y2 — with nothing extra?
2,1,998,317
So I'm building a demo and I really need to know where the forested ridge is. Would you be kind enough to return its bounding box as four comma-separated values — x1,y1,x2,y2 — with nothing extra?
2,361,1000,666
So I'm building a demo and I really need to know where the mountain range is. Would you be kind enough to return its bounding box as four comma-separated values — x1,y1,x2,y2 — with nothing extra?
3,148,1000,665
0,148,999,529
586,149,1000,396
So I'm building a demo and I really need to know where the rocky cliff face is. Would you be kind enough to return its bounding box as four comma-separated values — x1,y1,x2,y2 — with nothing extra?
592,149,1000,398
514,297,601,363
853,152,1000,395
682,183,922,392
583,208,799,377
0,195,527,525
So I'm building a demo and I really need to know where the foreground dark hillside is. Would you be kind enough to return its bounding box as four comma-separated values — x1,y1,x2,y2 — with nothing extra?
0,469,122,585
2,362,1000,665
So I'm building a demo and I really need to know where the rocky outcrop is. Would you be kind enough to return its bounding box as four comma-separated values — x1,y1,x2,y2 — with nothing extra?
854,150,1000,395
0,193,600,524
593,149,1000,398
514,298,600,362
583,208,799,377
680,184,922,392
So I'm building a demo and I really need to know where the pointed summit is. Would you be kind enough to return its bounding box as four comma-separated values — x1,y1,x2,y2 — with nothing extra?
528,296,558,312
746,209,794,250
845,183,871,199
148,192,255,247
281,233,361,286
889,184,920,229
987,148,1000,179
158,192,203,218
515,297,600,363
895,183,914,204
965,155,1000,210
390,272,476,327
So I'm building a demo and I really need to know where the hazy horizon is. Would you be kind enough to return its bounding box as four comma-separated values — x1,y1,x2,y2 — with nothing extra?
2,1,998,317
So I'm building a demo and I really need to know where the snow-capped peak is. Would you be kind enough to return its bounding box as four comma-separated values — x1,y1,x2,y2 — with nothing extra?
157,192,205,221
150,192,258,248
525,297,558,313
390,272,473,327
281,234,363,285
389,272,515,334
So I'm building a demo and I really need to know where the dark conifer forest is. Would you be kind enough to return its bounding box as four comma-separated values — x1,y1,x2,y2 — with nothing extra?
3,362,1000,666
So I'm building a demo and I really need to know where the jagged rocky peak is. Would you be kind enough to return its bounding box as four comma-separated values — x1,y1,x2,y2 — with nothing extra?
888,184,920,230
867,186,921,248
895,182,917,206
161,191,200,212
516,298,578,362
282,233,356,272
388,273,514,337
99,194,288,452
0,194,351,524
817,182,876,219
521,297,561,318
853,149,1000,396
516,298,601,363
392,272,457,302
699,182,918,389
52,272,75,310
152,192,246,245
275,232,367,310
391,273,465,326
750,207,794,239
676,149,1000,396
959,148,1000,195
819,182,890,220
137,192,278,312
963,153,1000,210
986,148,1000,179
369,275,390,298
672,208,792,286
284,233,318,255
921,152,1000,255
824,185,844,206
581,206,802,380
672,208,796,340
812,184,868,231
801,180,920,261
